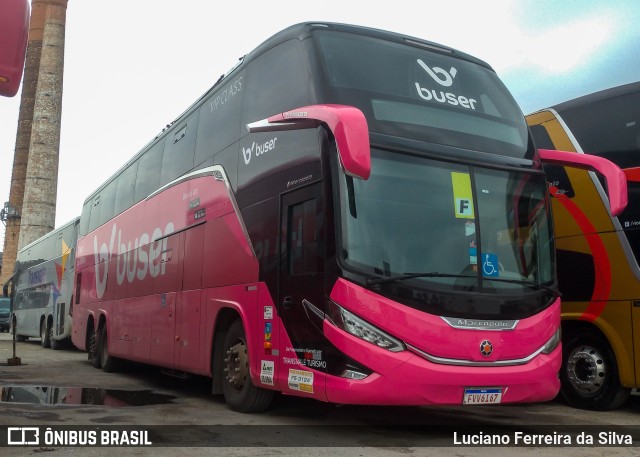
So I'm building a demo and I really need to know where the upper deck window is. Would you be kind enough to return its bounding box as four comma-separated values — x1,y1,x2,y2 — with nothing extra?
558,90,640,169
316,32,530,158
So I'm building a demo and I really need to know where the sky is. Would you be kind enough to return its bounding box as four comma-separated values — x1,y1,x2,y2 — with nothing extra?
1,0,639,248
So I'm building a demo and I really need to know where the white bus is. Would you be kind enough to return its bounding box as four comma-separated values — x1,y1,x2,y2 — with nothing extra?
11,217,79,349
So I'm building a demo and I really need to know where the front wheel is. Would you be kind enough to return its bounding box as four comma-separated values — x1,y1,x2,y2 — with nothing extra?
221,320,274,413
40,320,51,348
561,329,631,410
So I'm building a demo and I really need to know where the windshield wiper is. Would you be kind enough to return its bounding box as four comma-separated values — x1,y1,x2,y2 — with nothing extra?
365,272,469,286
365,272,559,295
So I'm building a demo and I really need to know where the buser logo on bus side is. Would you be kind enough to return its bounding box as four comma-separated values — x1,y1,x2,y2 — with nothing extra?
93,222,175,299
242,137,278,165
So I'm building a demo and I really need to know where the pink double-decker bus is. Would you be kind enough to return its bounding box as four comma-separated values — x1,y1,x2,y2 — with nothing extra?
70,23,627,412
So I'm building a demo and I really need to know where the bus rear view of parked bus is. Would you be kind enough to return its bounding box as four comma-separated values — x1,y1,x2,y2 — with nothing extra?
11,218,79,349
527,82,640,410
71,22,627,412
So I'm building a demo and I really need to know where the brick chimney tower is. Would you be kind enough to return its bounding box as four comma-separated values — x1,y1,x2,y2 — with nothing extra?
0,0,68,285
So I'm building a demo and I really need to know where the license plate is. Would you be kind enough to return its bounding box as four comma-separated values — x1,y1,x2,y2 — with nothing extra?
463,387,503,405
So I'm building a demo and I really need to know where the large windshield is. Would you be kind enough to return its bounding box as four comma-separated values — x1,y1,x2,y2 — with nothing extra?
316,31,531,159
338,150,555,308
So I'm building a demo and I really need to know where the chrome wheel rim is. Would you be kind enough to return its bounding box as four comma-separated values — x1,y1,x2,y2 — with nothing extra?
566,344,606,395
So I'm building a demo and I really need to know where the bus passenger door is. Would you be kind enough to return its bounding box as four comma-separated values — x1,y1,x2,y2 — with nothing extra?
277,183,328,400
176,224,206,374
149,232,183,369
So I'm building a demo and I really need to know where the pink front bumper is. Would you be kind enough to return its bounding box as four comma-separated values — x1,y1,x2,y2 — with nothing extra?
323,320,561,406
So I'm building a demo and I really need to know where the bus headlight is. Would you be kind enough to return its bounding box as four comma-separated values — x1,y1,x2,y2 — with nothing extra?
541,328,561,354
328,301,405,352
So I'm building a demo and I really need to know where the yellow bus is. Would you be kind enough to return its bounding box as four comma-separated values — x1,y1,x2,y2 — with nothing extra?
527,81,640,410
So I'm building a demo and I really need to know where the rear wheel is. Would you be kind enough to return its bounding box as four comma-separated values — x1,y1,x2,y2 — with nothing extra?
40,320,51,348
100,326,120,372
561,329,631,410
88,326,101,368
49,324,63,350
221,320,274,413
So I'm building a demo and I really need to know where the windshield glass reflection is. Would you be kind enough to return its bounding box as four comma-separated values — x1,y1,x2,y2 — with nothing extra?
339,149,554,293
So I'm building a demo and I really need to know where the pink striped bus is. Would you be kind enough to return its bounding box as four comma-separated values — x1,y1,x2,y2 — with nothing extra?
70,23,626,412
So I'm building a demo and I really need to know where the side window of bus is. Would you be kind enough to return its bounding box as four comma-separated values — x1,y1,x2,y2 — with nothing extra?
79,201,91,236
28,241,49,267
134,142,165,202
195,70,245,167
98,182,116,227
89,194,102,232
242,39,312,125
161,112,198,184
529,124,556,150
530,124,576,199
14,291,24,310
114,161,139,216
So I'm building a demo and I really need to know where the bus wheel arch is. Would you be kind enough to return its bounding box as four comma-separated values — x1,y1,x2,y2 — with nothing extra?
216,315,274,412
561,322,631,410
211,308,241,396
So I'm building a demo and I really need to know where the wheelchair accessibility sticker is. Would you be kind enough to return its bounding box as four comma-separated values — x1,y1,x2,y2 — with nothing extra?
482,253,499,277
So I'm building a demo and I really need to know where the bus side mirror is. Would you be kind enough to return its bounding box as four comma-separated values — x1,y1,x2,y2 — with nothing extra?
0,0,30,97
247,104,371,180
3,283,8,297
623,167,640,183
538,149,628,217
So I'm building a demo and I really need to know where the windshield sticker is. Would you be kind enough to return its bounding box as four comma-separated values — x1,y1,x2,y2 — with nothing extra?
465,221,476,236
469,247,478,265
451,172,474,219
482,253,499,277
415,59,477,110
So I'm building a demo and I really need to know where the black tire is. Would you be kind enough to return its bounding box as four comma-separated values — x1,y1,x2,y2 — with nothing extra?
49,324,63,350
221,320,274,413
561,328,631,411
99,326,120,373
40,319,51,348
89,327,101,368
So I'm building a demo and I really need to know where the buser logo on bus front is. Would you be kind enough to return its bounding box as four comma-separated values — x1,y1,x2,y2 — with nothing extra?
414,59,478,110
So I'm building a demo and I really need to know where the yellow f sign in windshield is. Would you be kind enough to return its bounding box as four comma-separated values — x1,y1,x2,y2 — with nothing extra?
451,172,474,219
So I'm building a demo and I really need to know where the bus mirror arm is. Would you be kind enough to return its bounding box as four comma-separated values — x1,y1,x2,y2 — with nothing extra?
247,104,371,180
538,149,628,217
